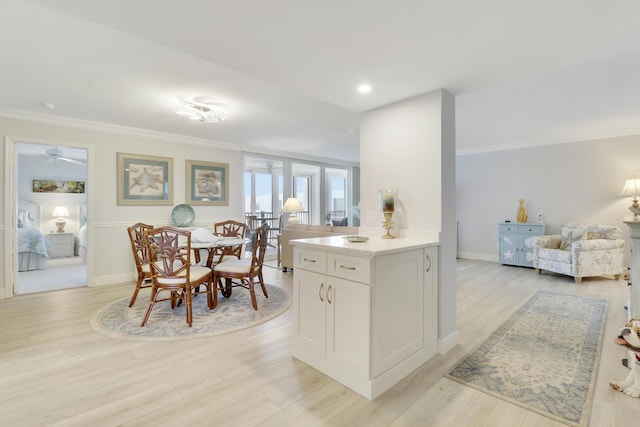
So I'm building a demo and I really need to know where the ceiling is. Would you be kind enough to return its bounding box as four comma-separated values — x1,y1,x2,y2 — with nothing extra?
2,1,640,163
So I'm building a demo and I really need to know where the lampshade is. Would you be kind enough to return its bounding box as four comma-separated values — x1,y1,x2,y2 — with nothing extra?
621,175,640,217
621,176,640,197
52,206,69,217
282,198,304,212
282,198,304,224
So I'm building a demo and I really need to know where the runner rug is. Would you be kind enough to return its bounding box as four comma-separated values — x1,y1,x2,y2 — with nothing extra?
446,290,607,427
90,283,291,341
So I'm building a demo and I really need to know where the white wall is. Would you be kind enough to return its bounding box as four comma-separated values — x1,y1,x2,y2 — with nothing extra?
1,116,245,297
360,89,457,351
457,134,640,265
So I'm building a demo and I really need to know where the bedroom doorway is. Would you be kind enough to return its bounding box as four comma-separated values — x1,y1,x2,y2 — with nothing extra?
14,142,88,294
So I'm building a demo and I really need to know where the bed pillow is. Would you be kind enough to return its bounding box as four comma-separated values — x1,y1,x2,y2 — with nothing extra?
559,226,587,250
18,209,33,228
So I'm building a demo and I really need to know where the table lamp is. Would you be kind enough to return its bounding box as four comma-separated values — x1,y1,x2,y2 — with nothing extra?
282,198,304,224
52,205,69,232
621,175,640,217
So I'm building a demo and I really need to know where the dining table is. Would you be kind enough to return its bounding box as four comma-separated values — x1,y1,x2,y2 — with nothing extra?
190,236,250,297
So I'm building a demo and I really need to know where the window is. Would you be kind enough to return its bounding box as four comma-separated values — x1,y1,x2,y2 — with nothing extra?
244,154,357,226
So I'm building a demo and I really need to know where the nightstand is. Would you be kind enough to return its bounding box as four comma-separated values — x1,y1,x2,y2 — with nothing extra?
48,232,75,258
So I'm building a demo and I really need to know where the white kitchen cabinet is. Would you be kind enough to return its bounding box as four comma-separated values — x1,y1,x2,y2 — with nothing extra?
294,267,370,377
292,236,438,400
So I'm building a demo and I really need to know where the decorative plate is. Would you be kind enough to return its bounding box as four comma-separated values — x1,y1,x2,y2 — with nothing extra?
171,204,195,227
343,235,369,243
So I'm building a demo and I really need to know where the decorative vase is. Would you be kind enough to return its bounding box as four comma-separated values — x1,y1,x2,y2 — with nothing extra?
516,199,528,223
379,188,397,239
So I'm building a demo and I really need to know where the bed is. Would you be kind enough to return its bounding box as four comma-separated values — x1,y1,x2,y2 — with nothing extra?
17,200,51,271
77,204,88,262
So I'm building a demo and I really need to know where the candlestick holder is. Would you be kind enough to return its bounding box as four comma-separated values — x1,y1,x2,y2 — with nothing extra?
381,212,395,239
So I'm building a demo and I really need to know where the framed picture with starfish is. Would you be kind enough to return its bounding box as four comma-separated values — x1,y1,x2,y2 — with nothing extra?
117,153,173,205
185,160,229,206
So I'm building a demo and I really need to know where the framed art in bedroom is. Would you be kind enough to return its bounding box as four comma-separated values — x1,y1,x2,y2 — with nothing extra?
185,160,229,206
117,153,173,206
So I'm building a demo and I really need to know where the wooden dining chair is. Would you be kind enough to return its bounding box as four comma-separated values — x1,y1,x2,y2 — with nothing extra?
213,219,247,261
126,222,154,307
213,223,269,310
141,227,214,327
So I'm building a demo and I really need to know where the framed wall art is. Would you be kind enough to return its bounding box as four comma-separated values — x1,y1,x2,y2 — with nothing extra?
186,160,229,206
33,180,85,193
117,153,173,206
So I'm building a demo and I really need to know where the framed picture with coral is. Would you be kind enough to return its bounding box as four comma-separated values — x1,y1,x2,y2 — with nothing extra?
117,153,173,205
186,160,229,206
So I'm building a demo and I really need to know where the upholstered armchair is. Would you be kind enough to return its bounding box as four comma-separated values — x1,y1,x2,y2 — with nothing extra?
532,223,625,283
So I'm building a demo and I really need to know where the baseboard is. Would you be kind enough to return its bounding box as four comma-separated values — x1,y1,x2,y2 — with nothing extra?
89,273,132,287
457,251,497,263
438,330,459,354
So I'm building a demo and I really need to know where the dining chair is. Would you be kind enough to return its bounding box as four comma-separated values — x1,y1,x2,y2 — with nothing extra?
213,223,269,310
213,219,247,261
141,227,214,327
126,222,154,307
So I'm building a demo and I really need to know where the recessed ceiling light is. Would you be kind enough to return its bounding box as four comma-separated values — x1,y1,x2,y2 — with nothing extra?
357,84,372,94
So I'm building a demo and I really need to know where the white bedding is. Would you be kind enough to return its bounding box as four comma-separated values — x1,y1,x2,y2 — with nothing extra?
18,226,51,271
17,200,50,271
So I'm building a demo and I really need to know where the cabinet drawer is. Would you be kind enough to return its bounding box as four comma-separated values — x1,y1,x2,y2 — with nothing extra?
327,253,371,284
520,225,544,235
499,224,517,234
294,248,326,274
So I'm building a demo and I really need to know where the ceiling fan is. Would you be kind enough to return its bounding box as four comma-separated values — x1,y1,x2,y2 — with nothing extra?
42,146,87,166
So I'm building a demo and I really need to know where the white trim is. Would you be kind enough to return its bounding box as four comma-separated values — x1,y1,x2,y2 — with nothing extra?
3,136,94,299
0,109,360,166
456,126,640,156
438,330,459,354
0,109,240,152
457,251,497,263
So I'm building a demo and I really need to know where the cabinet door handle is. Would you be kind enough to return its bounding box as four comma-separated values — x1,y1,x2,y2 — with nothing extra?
425,254,432,272
319,283,324,302
339,264,356,271
327,285,332,304
303,258,316,263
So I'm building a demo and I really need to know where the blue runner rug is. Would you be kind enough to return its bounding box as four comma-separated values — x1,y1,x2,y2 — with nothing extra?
446,290,607,427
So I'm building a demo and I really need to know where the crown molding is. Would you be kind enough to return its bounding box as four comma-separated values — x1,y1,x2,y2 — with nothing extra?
456,125,640,156
0,109,241,152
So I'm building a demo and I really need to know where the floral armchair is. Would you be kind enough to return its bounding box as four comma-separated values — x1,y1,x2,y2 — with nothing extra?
532,223,625,283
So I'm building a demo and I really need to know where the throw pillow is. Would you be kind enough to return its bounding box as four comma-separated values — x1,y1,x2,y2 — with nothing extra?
559,226,587,250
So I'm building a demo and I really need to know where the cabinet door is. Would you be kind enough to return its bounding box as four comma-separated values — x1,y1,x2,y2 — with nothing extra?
519,235,535,267
499,233,518,265
326,276,370,377
293,269,326,356
373,249,424,377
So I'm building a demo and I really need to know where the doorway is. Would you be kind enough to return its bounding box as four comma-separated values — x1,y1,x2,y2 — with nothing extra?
13,142,88,294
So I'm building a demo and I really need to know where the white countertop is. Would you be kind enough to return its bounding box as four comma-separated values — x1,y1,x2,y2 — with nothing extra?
290,235,439,257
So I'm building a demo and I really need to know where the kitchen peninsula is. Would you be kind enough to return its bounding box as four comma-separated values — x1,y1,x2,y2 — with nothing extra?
291,235,439,399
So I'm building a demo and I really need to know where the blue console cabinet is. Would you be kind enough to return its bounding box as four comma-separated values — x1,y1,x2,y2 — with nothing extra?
498,222,546,267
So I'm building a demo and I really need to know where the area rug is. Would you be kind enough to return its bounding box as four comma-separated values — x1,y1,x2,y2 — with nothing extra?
446,290,607,427
90,283,291,341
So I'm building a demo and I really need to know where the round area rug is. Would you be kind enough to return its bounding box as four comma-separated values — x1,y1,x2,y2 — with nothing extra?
90,283,291,341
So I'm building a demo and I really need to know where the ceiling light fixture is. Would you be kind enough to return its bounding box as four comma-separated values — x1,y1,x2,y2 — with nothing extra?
357,84,372,94
176,97,227,123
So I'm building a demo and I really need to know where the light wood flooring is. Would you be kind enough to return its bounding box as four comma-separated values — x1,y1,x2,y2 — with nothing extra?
0,259,637,426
